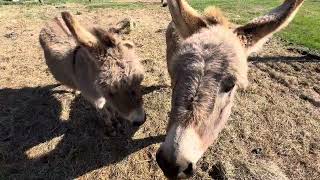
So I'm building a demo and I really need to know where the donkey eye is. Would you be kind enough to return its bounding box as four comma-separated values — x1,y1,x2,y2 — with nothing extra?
129,90,136,97
186,96,194,111
108,92,114,97
221,76,236,93
222,82,235,93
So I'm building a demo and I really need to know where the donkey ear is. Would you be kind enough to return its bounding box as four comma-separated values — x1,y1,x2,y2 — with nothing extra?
61,11,99,48
122,41,135,49
109,18,135,35
167,0,207,38
234,0,304,55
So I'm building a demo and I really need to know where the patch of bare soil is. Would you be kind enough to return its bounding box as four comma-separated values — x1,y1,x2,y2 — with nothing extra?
0,3,319,180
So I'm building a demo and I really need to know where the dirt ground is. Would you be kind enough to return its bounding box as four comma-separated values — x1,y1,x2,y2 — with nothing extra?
0,3,319,180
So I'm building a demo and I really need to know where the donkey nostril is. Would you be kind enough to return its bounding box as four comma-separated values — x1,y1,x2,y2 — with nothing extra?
156,149,180,178
183,163,194,176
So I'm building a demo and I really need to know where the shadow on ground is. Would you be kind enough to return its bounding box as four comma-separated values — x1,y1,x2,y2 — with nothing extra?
0,85,164,179
249,55,320,64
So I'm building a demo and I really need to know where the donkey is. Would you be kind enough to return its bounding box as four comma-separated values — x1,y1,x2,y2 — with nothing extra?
156,0,305,178
39,12,146,135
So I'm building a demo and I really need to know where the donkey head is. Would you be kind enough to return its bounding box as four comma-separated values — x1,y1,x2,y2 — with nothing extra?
156,0,304,178
61,12,145,126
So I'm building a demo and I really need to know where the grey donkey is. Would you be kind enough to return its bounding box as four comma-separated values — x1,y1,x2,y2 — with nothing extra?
156,0,305,178
39,12,146,136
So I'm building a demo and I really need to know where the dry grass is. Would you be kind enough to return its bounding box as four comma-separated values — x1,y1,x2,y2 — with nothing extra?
0,3,319,180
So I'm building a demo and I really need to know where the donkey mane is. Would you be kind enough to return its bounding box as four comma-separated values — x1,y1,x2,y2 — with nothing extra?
203,7,230,27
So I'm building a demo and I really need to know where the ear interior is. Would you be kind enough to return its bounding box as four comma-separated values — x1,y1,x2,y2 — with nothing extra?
234,0,305,55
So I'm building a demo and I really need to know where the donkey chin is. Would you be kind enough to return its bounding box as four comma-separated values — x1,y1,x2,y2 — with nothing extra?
95,97,146,127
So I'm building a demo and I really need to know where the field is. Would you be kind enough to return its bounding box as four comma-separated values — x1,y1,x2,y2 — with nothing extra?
0,0,319,179
190,0,320,52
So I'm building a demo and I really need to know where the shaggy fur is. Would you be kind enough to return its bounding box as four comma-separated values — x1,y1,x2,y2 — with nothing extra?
166,23,247,130
203,7,230,27
157,0,305,179
39,12,145,135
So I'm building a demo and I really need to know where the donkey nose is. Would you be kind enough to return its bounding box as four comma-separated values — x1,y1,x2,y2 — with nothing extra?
181,162,195,177
156,149,195,179
176,161,195,179
156,149,179,178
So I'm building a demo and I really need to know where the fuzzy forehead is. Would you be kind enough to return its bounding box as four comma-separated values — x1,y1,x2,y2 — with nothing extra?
174,25,246,83
97,47,144,90
98,62,144,90
180,25,248,88
170,25,248,125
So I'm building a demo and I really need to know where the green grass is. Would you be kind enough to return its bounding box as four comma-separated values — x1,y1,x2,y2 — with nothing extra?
189,0,320,52
0,0,318,51
86,1,145,9
0,0,145,9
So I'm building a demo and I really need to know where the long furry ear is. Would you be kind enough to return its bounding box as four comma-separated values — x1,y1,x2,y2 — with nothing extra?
109,18,135,35
234,0,305,55
61,11,99,48
167,0,207,38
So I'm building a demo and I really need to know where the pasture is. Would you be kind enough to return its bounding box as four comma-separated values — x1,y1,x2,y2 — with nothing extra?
0,0,319,179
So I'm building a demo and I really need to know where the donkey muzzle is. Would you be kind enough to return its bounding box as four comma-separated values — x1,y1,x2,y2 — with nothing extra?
126,108,146,126
156,148,195,179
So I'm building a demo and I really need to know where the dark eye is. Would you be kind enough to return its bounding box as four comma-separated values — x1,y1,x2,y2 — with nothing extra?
108,92,114,98
221,76,236,93
186,97,194,111
129,90,136,97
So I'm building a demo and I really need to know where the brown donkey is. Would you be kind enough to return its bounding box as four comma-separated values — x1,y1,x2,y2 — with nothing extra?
156,0,305,178
39,12,146,135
